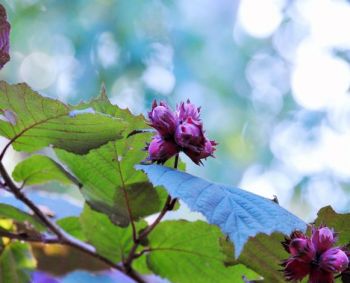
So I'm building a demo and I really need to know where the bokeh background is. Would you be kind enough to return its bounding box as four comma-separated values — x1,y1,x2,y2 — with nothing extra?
1,0,350,281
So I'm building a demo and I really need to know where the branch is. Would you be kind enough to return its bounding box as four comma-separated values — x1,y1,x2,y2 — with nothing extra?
0,161,65,239
0,229,140,280
0,230,59,243
0,159,145,283
123,155,179,272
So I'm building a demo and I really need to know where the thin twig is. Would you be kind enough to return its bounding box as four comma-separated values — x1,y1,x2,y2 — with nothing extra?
0,230,58,243
0,139,14,161
0,161,65,239
0,159,145,282
138,195,172,240
133,248,152,259
123,154,179,273
0,229,128,276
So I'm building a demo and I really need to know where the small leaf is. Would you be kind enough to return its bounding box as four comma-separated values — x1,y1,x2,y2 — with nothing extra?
0,82,126,154
0,242,36,283
79,204,146,263
136,164,307,257
0,203,45,231
12,155,80,187
147,220,259,283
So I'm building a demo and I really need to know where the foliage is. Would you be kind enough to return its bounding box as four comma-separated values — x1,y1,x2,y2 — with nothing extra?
146,220,259,283
0,71,348,283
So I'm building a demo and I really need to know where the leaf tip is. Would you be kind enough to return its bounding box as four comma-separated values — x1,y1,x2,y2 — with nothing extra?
99,82,109,101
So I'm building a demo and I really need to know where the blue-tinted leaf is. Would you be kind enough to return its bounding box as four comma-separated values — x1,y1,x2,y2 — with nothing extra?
136,164,307,257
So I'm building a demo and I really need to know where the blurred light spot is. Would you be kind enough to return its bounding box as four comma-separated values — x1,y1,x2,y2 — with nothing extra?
237,0,284,38
246,53,290,94
146,43,174,69
97,32,120,68
271,121,325,174
327,95,350,132
319,126,350,179
142,65,175,95
273,22,307,62
305,177,347,219
175,82,233,130
111,77,144,114
291,43,350,110
251,87,283,115
246,53,289,114
297,0,350,49
19,52,57,90
239,165,294,205
53,55,81,101
52,35,75,57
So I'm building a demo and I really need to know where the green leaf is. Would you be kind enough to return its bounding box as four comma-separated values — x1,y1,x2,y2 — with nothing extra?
314,206,350,246
147,220,259,283
0,81,126,154
0,203,45,231
56,217,86,241
221,233,286,282
0,242,36,283
137,164,307,257
56,122,168,227
12,155,80,187
79,204,146,263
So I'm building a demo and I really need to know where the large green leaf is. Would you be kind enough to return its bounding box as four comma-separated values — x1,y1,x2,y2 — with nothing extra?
0,203,45,231
12,155,79,187
79,204,146,263
56,99,169,226
146,220,259,283
0,242,35,283
221,233,286,282
57,88,182,226
0,81,126,154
